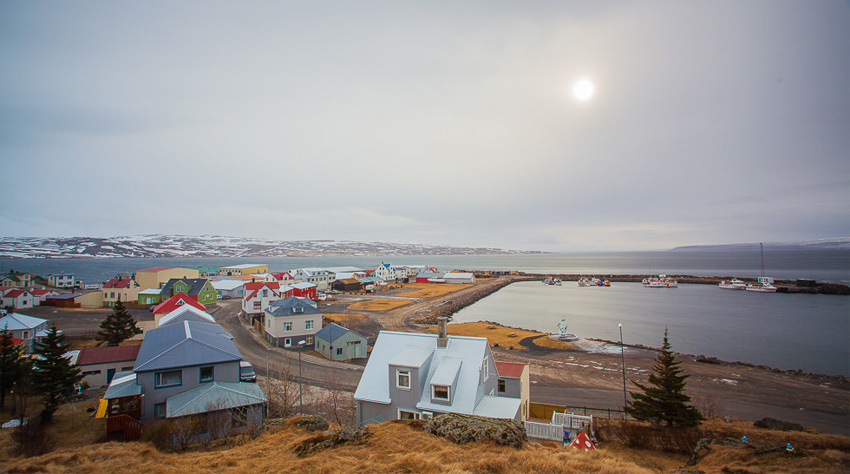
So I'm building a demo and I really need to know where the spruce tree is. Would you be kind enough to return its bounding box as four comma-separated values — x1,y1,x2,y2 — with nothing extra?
33,326,82,423
0,330,26,409
97,299,142,346
625,328,703,427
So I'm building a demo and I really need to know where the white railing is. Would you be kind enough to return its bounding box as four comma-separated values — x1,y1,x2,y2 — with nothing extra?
524,421,564,441
552,412,593,431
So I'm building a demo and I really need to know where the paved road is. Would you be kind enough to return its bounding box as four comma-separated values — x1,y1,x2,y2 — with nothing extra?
212,300,363,392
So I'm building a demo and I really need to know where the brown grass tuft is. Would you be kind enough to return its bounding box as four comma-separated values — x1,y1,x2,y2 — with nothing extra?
347,299,412,311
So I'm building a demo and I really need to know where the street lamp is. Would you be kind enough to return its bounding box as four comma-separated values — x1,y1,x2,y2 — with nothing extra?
619,323,627,411
298,340,306,415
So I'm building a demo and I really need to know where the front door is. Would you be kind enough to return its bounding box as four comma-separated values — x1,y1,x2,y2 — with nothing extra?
106,368,116,384
284,338,292,347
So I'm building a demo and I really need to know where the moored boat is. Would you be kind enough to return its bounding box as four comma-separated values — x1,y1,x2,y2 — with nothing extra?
642,274,678,288
719,278,747,290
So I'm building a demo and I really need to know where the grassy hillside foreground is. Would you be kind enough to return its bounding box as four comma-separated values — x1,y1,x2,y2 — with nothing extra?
2,416,849,474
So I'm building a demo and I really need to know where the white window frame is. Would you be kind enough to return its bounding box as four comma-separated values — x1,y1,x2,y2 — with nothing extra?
432,384,450,402
396,369,410,390
398,409,420,420
283,321,293,332
305,320,314,330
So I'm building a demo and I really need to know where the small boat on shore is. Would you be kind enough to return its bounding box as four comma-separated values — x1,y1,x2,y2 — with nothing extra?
643,274,678,288
719,278,747,290
543,276,562,286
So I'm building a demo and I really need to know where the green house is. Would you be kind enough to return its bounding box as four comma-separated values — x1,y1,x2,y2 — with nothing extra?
160,278,218,306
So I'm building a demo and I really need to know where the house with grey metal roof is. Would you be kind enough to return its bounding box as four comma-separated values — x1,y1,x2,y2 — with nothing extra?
263,296,322,348
354,318,524,426
157,305,216,327
101,320,266,442
0,313,49,352
315,323,367,361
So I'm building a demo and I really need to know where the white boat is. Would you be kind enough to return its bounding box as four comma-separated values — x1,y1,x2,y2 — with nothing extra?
643,274,678,288
578,277,610,287
543,276,562,286
718,278,747,290
746,244,778,293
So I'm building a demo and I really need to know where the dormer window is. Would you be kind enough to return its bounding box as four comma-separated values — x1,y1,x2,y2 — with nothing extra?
432,385,450,402
397,369,410,390
294,307,303,313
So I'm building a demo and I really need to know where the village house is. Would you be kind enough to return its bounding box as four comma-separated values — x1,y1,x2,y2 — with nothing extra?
210,278,245,299
2,288,35,309
263,296,322,348
354,319,525,426
29,288,59,305
158,305,215,327
160,278,218,306
219,264,269,276
372,263,396,282
102,277,141,307
442,272,475,284
331,278,363,293
0,313,49,353
291,268,332,290
134,267,200,291
101,320,266,442
495,361,531,421
242,281,284,323
45,291,103,309
152,293,207,326
48,273,76,288
314,323,367,361
1,272,32,288
195,266,220,277
77,345,141,388
137,288,163,305
265,271,299,285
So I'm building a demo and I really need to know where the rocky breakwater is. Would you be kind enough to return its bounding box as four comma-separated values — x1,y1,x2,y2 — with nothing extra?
413,276,534,325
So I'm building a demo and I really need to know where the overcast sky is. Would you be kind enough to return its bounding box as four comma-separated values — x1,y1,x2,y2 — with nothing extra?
1,1,848,251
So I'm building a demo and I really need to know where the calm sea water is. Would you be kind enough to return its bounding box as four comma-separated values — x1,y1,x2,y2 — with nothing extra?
2,250,847,375
452,281,850,376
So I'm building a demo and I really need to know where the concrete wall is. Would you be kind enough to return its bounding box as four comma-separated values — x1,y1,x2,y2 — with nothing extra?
80,360,136,388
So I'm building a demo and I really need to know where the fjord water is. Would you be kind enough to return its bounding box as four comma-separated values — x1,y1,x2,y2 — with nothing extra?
452,281,850,376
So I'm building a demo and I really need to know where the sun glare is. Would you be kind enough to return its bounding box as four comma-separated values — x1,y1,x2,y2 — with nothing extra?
572,79,595,102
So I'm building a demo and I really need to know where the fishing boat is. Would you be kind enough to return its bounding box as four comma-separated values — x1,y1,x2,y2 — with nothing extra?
642,274,678,288
578,277,608,287
543,276,562,286
718,278,747,290
745,243,777,293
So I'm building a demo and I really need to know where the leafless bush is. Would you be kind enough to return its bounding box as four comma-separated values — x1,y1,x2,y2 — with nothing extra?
265,358,300,418
169,415,205,450
315,371,356,426
695,393,725,418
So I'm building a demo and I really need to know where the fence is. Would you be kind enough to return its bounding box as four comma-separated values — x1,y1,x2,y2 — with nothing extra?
552,412,593,431
524,421,565,441
529,402,628,421
106,414,143,442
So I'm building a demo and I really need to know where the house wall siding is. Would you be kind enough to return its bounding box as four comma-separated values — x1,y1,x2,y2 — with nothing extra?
137,361,240,422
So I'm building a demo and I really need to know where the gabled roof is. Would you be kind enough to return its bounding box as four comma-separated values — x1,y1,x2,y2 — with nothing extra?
291,282,316,290
417,272,445,279
138,288,162,295
137,267,177,273
269,272,294,280
495,361,527,379
77,345,141,366
3,289,31,298
134,321,240,373
266,296,321,317
46,293,83,300
0,313,48,331
158,305,216,327
30,289,57,296
335,278,361,285
314,322,359,343
243,281,281,301
166,381,267,418
103,371,141,399
210,279,245,291
103,278,136,289
152,292,207,314
161,278,211,296
355,331,491,416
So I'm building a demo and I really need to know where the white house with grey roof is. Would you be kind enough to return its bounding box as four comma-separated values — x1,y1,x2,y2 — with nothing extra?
263,296,322,347
354,318,524,426
315,322,367,361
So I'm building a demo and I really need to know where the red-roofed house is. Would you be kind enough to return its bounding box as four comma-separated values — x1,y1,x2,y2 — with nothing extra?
242,281,282,323
30,288,60,305
265,272,299,285
102,277,141,307
495,361,530,421
2,289,34,309
152,293,207,325
76,345,142,387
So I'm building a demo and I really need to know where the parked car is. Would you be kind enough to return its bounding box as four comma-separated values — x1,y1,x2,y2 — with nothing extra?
239,361,256,383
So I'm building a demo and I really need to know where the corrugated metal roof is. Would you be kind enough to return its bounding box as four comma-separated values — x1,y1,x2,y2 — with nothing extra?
138,288,162,295
77,345,141,366
152,293,207,314
266,296,321,317
166,381,267,418
495,361,527,379
314,323,350,343
471,395,521,420
430,357,462,386
134,321,241,373
103,371,142,399
158,305,215,327
0,313,47,331
210,279,245,291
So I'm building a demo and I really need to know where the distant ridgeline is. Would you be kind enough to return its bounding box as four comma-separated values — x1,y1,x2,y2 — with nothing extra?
670,239,850,251
0,235,538,258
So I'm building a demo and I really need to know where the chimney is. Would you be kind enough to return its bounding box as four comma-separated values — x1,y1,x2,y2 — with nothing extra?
437,317,448,348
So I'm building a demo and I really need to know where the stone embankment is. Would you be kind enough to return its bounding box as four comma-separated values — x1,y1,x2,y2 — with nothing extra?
412,276,536,325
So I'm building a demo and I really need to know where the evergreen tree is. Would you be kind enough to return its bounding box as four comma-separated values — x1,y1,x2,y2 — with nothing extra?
625,328,703,427
33,326,82,423
0,330,27,409
97,299,142,346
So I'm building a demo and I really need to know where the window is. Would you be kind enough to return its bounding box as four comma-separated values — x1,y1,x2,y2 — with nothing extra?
397,370,410,389
253,301,261,310
294,307,303,313
347,340,361,345
399,410,420,420
176,299,184,306
200,366,214,383
154,370,182,388
82,370,101,376
305,336,313,345
284,322,293,332
336,348,343,356
432,385,450,402
154,403,166,419
267,319,271,328
263,289,268,297
498,379,506,393
21,331,29,339
305,320,314,330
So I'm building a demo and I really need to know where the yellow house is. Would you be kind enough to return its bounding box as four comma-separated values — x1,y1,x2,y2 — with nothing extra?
135,267,200,290
218,264,269,276
102,277,141,307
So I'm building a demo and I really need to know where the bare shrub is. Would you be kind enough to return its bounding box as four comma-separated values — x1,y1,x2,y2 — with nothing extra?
169,415,205,450
10,418,56,457
141,419,172,451
695,393,725,418
315,371,356,426
265,358,300,418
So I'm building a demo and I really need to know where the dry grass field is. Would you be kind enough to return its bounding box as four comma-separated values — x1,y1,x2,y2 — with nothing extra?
425,322,557,350
395,283,470,298
3,415,848,474
346,299,412,312
323,313,369,322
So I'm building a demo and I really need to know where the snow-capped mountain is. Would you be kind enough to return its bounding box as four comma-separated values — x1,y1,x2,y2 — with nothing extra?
0,235,534,258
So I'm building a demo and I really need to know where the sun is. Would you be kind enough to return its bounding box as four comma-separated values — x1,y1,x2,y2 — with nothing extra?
572,79,595,102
